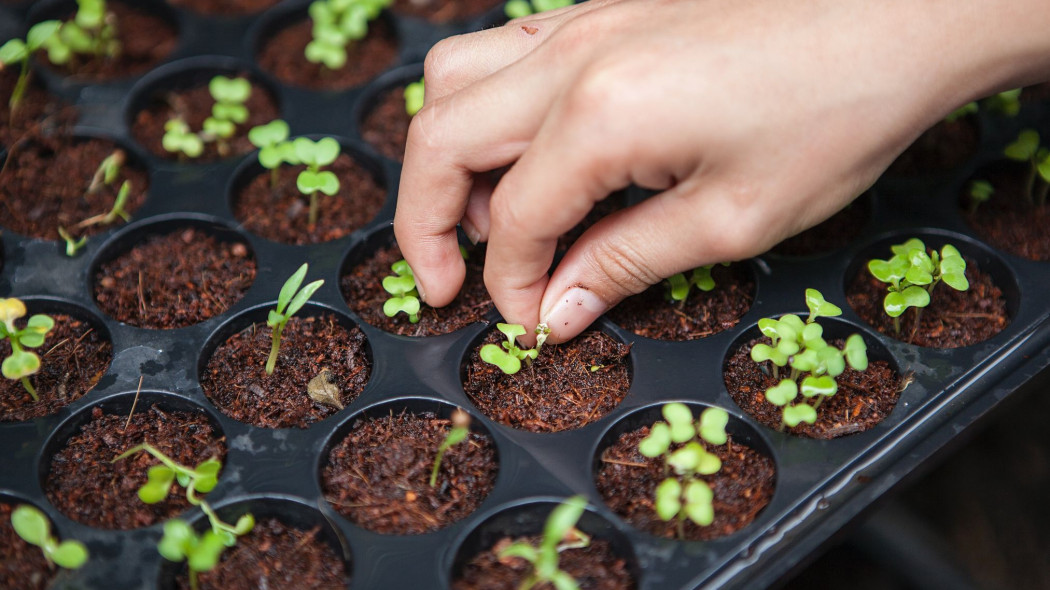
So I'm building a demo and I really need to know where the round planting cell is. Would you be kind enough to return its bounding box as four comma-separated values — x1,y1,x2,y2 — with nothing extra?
0,496,66,590
41,391,227,530
320,397,498,535
593,402,777,541
0,59,69,147
958,158,1050,261
355,65,422,163
91,218,256,329
199,303,372,429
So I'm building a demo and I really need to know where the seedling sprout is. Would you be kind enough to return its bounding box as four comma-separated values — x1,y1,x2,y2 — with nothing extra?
44,0,121,66
665,263,729,307
381,248,469,324
266,263,324,374
78,180,132,228
202,76,252,157
404,78,424,116
1003,129,1050,206
0,20,60,113
0,298,55,401
497,495,590,590
10,505,88,570
430,408,470,487
87,149,125,194
306,0,392,70
293,136,342,227
248,119,298,187
967,180,994,215
480,323,549,375
58,227,87,257
505,0,574,19
162,118,205,160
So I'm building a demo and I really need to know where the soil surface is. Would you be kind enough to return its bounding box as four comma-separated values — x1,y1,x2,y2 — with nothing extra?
1,313,112,422
342,242,493,336
176,518,349,590
0,135,148,241
257,17,398,90
201,314,371,429
724,337,905,438
0,69,72,148
234,153,386,244
168,0,281,16
322,411,497,534
961,161,1050,261
607,264,754,341
885,116,979,177
846,258,1009,348
596,428,776,540
93,227,256,329
360,84,411,162
0,503,55,590
453,536,634,590
391,0,502,22
131,75,279,162
463,329,631,432
45,405,226,529
38,2,177,80
770,195,871,257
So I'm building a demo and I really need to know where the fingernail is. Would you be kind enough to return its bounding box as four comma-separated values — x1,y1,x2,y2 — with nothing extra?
415,278,427,303
461,219,481,245
542,287,608,337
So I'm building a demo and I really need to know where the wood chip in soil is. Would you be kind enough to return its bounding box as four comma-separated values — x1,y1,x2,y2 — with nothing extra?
770,194,871,257
257,17,398,90
0,135,148,241
322,411,497,535
885,116,979,177
596,428,775,540
607,264,754,341
0,70,72,148
1,313,112,422
342,242,493,336
846,258,1009,348
234,153,386,244
725,337,905,438
361,84,411,162
93,227,256,329
961,161,1050,261
168,0,281,16
391,0,502,22
453,536,634,590
132,76,279,161
0,503,56,590
45,405,226,530
37,2,177,80
175,518,349,590
201,314,371,429
463,330,631,433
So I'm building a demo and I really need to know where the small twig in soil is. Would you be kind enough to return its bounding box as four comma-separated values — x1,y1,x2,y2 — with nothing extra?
123,375,144,432
600,457,647,468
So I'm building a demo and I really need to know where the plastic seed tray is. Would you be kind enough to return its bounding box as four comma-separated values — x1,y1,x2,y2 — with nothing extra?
2,1,1049,589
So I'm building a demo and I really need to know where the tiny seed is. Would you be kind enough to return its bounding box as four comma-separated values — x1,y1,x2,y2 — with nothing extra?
231,243,248,258
100,276,116,289
405,491,418,502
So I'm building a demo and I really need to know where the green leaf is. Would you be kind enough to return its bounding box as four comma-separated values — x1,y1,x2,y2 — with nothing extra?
277,263,308,313
203,117,236,139
213,102,249,124
1037,151,1050,183
285,279,324,318
968,180,995,204
695,448,722,475
480,344,521,375
654,478,682,521
313,137,342,166
315,170,340,195
779,314,806,334
844,334,868,371
789,348,819,373
818,346,846,377
666,273,689,302
698,407,728,446
11,505,49,546
764,379,797,406
1004,129,1040,161
404,79,425,116
667,442,709,475
504,0,534,18
682,480,714,526
750,343,787,367
382,274,417,297
868,257,905,283
801,322,824,349
890,238,926,258
542,496,587,554
2,349,41,380
638,422,671,457
499,541,538,562
188,531,226,573
383,295,420,319
497,322,527,343
690,265,717,292
158,520,195,562
805,288,841,321
782,404,818,427
209,76,251,104
248,119,290,148
757,318,780,340
800,375,837,398
28,21,62,51
883,285,930,317
233,513,255,536
51,540,89,569
139,465,175,503
0,39,27,64
662,403,695,443
551,570,581,590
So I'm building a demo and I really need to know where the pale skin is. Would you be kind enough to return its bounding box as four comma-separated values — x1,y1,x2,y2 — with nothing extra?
395,0,1050,343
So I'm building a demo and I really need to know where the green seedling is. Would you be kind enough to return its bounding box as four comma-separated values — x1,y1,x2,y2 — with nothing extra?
162,118,204,160
479,323,549,375
0,20,60,113
504,0,574,18
430,408,470,487
0,298,54,401
158,515,254,590
749,290,869,429
202,76,252,157
638,403,728,539
58,226,87,257
293,136,341,227
498,495,590,590
266,263,324,374
983,89,1022,117
867,238,969,338
44,0,120,67
87,148,125,194
381,259,421,323
966,179,994,215
78,180,132,228
305,0,392,70
1003,129,1050,206
665,263,730,306
11,505,88,570
248,119,298,187
112,443,222,505
404,77,424,116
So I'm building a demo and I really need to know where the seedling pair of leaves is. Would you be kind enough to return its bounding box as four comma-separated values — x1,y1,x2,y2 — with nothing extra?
58,151,133,257
0,298,55,401
867,238,969,338
0,20,60,113
162,76,252,159
42,0,120,67
306,0,391,70
750,289,869,428
1002,129,1050,207
380,246,469,324
505,0,574,18
248,121,343,226
267,263,324,374
665,263,729,305
498,495,590,590
10,505,88,570
480,323,550,375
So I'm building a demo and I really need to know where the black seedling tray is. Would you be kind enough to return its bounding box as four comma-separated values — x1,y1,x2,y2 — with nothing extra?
2,2,1049,589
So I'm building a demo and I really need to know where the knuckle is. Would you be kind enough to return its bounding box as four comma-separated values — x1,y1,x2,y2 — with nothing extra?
423,36,462,89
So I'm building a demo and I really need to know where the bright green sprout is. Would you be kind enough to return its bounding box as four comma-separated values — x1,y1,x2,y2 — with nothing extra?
43,0,121,66
867,238,969,338
87,148,125,194
943,101,977,123
1003,129,1050,207
58,226,87,257
78,180,132,229
162,118,205,160
966,179,995,215
0,298,54,401
497,495,590,590
665,263,730,306
305,0,392,70
430,408,470,488
248,119,299,188
157,514,254,590
504,0,574,19
479,323,549,375
11,505,88,570
404,77,424,116
201,76,252,157
293,136,342,227
112,443,222,505
749,290,869,430
982,89,1022,117
0,20,60,113
381,259,421,323
266,263,324,374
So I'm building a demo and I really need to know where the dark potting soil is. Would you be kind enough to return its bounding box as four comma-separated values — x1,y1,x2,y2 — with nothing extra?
233,153,386,244
463,330,631,433
0,135,148,241
0,313,112,422
45,405,226,530
360,84,411,162
596,428,776,540
607,264,754,341
724,338,905,438
341,242,493,336
38,2,177,80
960,161,1050,261
93,227,256,329
391,0,502,23
884,116,979,177
0,69,72,148
201,314,372,429
453,536,635,590
168,0,281,16
322,411,497,535
846,259,1009,348
0,503,55,590
257,17,398,90
176,518,349,590
1020,82,1050,103
770,195,871,257
131,75,279,162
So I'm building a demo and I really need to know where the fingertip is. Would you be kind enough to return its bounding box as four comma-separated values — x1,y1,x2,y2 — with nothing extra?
540,286,609,344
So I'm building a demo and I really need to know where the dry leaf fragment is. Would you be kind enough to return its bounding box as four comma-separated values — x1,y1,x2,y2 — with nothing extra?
307,368,343,409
